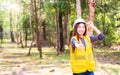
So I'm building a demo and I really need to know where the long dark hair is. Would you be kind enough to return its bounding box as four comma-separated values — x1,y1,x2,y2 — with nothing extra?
72,22,87,52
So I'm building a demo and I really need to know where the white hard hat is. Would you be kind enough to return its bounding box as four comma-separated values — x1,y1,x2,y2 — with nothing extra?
73,18,86,28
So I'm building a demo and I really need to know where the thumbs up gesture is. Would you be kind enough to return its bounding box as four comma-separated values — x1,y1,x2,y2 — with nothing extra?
75,42,83,50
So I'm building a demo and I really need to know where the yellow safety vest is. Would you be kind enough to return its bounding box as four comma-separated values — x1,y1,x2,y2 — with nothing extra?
70,35,95,73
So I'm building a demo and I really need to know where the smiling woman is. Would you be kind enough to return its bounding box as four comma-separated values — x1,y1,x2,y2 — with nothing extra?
70,18,105,75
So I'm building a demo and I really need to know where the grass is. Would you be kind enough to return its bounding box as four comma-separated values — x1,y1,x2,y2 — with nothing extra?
100,64,120,75
94,48,120,64
0,42,120,75
0,45,70,73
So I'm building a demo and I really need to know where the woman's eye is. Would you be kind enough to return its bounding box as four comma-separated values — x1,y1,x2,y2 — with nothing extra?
82,26,85,28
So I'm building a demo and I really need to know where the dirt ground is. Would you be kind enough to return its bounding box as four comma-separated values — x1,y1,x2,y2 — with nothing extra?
0,65,110,75
0,42,120,75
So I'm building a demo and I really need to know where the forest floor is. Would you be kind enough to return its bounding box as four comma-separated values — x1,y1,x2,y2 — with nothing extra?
0,41,120,75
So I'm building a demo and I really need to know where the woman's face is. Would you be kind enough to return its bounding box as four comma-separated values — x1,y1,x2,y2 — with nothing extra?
77,23,85,36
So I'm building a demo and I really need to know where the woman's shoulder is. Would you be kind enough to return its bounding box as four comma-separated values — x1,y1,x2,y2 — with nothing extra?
71,36,78,42
71,36,77,39
84,35,90,39
83,35,91,42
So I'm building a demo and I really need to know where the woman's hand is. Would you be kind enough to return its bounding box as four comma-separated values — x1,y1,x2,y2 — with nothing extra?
87,21,101,35
77,43,83,50
75,42,83,50
87,21,94,29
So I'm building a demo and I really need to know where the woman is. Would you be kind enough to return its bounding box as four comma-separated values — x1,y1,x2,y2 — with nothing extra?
70,18,105,75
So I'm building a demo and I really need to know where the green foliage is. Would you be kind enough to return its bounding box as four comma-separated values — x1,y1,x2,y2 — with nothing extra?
81,0,88,19
0,0,120,46
58,0,67,13
0,10,5,27
0,9,10,39
43,1,56,41
95,0,120,45
69,0,76,30
22,13,31,39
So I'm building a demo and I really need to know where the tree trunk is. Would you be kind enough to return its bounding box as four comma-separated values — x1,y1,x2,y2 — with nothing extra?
16,14,20,45
87,0,96,36
0,32,2,44
28,0,35,55
64,0,70,46
39,0,43,57
25,28,28,47
19,24,24,47
76,0,82,18
59,12,64,53
56,2,60,55
42,21,46,41
34,0,42,58
64,13,68,44
10,11,15,43
0,25,3,44
56,0,65,55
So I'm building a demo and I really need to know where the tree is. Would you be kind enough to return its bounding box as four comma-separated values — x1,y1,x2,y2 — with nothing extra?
21,0,31,47
56,0,67,55
63,0,70,45
87,0,96,36
75,0,96,35
28,0,35,55
22,14,30,47
76,0,82,18
34,0,42,58
94,0,120,45
9,10,15,42
0,11,4,44
0,25,3,43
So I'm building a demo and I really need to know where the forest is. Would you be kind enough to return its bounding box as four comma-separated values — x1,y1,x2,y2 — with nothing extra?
0,0,120,75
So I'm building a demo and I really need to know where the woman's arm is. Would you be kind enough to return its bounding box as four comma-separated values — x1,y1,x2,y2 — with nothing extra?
88,22,101,35
90,33,105,42
71,37,83,50
87,22,105,42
